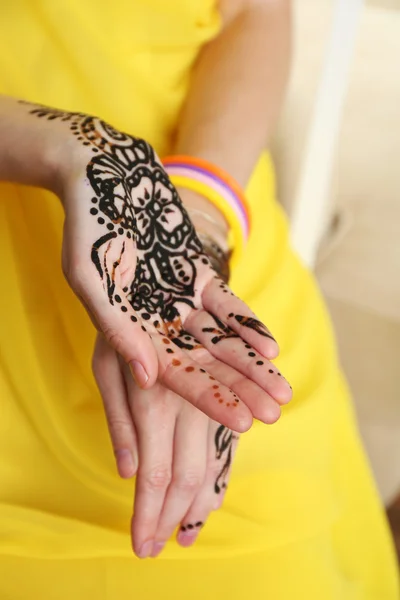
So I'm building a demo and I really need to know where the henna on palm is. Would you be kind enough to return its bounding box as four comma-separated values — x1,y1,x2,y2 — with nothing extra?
25,106,202,320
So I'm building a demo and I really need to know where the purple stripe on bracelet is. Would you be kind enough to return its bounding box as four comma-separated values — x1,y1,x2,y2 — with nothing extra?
165,165,249,239
164,162,250,235
165,162,249,226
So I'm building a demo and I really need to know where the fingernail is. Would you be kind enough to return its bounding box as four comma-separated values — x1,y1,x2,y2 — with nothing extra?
177,529,199,548
137,540,153,559
151,542,165,558
129,360,149,388
115,449,137,478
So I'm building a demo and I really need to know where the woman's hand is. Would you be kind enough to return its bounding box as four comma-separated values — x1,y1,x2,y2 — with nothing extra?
21,102,292,432
93,333,241,559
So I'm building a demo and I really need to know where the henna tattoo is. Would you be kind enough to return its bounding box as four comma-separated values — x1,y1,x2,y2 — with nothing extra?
214,425,234,494
202,313,238,345
25,105,204,323
197,232,230,283
180,521,203,533
230,314,276,342
160,317,203,351
201,313,267,365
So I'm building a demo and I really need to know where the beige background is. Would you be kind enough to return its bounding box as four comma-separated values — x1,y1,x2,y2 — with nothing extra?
272,0,400,503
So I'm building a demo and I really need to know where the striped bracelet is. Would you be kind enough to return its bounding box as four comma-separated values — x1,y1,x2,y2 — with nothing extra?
162,155,251,267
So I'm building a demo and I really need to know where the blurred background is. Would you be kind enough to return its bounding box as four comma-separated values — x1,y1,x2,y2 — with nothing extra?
272,0,400,557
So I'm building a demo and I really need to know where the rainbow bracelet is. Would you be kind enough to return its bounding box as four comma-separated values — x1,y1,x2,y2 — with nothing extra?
162,156,251,267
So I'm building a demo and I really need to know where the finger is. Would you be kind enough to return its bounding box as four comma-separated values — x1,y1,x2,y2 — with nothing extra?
92,335,138,478
153,333,253,433
201,275,279,359
128,381,177,559
184,310,292,404
212,423,240,502
196,353,282,424
177,422,240,548
155,323,283,424
151,404,208,556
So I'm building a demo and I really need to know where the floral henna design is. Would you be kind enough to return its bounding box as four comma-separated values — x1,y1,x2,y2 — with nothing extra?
89,155,203,322
25,105,203,323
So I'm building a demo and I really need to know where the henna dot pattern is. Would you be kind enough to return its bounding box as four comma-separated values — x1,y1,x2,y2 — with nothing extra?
180,522,203,533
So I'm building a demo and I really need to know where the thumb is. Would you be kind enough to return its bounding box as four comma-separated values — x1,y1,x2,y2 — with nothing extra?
71,267,158,388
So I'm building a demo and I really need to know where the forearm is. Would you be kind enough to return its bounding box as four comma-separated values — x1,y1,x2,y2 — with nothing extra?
173,0,291,234
0,95,69,194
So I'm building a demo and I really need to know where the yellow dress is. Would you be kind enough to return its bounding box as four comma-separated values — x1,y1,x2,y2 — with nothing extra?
0,1,398,598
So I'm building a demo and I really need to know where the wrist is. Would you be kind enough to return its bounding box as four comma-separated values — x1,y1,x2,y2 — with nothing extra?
176,187,228,233
0,97,76,197
39,120,89,199
197,231,231,283
176,186,229,251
